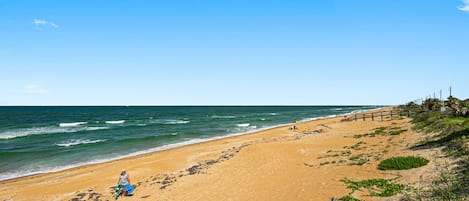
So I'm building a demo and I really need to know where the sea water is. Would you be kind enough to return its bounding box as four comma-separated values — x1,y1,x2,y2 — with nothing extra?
0,106,382,181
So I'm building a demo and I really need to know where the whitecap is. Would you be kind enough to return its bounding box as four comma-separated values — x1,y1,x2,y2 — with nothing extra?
164,120,190,125
105,120,125,124
211,115,237,119
0,126,86,139
237,123,250,127
85,127,109,131
59,122,87,127
269,113,277,116
56,139,106,147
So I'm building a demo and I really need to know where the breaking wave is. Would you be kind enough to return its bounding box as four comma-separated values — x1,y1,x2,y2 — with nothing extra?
56,139,107,147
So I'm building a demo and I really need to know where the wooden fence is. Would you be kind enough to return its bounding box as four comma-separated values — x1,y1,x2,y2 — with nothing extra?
344,110,414,121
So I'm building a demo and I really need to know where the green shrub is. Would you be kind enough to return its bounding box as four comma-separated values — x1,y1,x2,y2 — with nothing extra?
378,156,429,170
338,195,361,201
341,178,405,197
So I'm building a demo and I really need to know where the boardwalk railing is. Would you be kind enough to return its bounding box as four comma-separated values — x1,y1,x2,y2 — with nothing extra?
344,110,414,122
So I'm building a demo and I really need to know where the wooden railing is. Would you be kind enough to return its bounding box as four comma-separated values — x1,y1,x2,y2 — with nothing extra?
344,110,414,121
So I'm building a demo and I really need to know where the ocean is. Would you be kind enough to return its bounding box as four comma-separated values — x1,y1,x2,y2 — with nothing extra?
0,106,382,181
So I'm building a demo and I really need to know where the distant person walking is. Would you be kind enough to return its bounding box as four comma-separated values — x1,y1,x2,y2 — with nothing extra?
291,120,298,130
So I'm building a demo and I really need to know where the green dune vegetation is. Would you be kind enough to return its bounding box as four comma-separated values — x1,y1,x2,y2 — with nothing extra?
399,96,469,200
378,156,429,170
339,97,468,201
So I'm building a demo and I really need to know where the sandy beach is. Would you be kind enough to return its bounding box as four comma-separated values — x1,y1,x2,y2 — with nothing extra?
0,109,445,201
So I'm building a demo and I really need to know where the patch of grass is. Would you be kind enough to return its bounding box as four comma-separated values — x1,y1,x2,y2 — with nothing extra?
353,127,407,138
349,155,360,160
341,150,352,156
404,162,469,200
338,195,361,201
417,129,469,152
389,129,408,135
429,163,467,200
354,159,368,166
318,150,351,159
349,141,366,150
378,156,429,170
320,161,330,166
341,178,406,197
349,154,369,166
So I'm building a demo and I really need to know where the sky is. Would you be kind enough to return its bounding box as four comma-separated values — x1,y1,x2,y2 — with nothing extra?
1,0,469,106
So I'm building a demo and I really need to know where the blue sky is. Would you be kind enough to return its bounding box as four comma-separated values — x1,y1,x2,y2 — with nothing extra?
1,0,468,105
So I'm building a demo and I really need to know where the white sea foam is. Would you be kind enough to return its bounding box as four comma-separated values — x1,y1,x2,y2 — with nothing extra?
0,126,85,139
105,120,125,124
59,122,87,127
269,113,277,115
331,108,343,111
164,120,190,125
237,123,250,127
260,118,266,121
56,139,106,147
211,115,237,119
86,127,109,131
300,117,318,122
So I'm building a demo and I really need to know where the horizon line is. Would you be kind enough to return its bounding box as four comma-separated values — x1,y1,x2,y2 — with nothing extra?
0,104,390,107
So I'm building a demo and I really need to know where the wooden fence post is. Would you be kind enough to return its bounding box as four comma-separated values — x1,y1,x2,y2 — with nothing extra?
363,114,366,121
371,113,374,121
381,111,383,121
354,114,357,121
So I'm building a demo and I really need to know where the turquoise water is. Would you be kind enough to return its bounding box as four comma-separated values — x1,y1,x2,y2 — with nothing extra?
0,106,381,181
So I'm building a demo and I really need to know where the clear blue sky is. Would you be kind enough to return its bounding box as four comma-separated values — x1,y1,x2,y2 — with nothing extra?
1,0,468,105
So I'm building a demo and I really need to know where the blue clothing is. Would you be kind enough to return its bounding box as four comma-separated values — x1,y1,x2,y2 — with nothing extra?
124,184,134,195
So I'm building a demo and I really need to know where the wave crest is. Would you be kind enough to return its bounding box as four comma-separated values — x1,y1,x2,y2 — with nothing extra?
56,139,106,147
59,122,87,127
211,115,237,119
164,120,190,125
105,120,125,124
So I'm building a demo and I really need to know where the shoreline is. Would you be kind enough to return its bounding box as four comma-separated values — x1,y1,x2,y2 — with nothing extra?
0,107,385,183
1,106,426,201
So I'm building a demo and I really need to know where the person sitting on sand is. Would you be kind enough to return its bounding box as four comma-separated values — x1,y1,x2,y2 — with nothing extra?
117,169,134,197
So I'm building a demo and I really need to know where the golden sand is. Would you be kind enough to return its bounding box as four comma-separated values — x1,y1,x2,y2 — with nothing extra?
0,109,445,201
